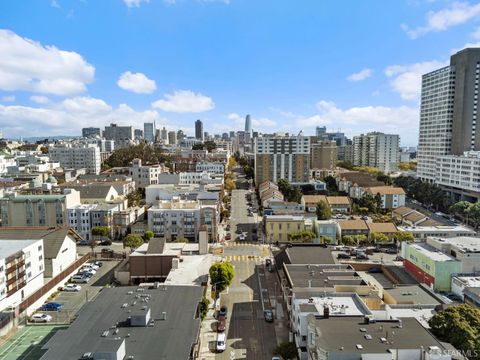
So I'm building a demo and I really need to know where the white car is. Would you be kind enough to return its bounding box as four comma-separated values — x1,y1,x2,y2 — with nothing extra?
63,284,81,292
86,263,100,270
31,313,52,323
80,267,96,275
216,333,226,352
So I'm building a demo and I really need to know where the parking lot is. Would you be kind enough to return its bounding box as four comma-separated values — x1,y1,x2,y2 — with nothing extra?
0,325,66,360
331,247,402,265
32,260,120,324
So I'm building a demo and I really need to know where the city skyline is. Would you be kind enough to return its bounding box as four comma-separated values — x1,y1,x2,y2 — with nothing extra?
1,1,480,145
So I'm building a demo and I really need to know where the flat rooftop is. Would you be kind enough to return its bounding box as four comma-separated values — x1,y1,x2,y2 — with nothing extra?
0,239,39,258
309,316,445,353
384,285,441,305
398,225,475,233
295,293,371,316
40,285,203,360
430,236,480,253
453,276,480,288
284,246,336,265
284,264,366,288
410,243,455,262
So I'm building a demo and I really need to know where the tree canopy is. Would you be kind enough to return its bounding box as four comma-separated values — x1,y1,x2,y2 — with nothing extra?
273,342,298,360
316,200,332,220
209,262,235,293
394,175,451,211
104,143,171,168
123,233,144,249
429,304,480,360
277,178,303,203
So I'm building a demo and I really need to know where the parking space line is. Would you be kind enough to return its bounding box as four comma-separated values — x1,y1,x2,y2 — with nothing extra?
0,326,33,359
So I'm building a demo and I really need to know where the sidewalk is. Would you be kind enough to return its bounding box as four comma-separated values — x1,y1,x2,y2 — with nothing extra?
197,267,219,359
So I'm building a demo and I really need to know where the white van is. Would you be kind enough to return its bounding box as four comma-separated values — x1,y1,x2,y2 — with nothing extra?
216,333,226,352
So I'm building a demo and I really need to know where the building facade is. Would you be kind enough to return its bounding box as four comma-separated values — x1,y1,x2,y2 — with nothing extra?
310,140,337,170
82,127,101,138
353,132,399,173
129,159,168,189
143,122,155,143
254,134,310,184
48,144,101,175
195,120,204,141
104,123,134,148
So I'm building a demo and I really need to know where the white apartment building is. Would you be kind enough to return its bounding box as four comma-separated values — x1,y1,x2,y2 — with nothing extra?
158,172,224,186
148,197,218,241
435,151,480,202
353,132,399,173
426,236,480,273
129,158,169,189
67,204,97,241
417,66,456,182
195,162,225,174
254,134,310,184
0,239,44,310
0,155,16,174
49,144,101,175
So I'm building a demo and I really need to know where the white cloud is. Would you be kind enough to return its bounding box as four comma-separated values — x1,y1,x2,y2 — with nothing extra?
0,29,94,96
117,71,157,94
30,95,50,104
123,0,149,8
384,59,448,100
347,68,372,82
0,97,168,138
1,95,15,102
472,26,480,39
152,90,214,113
402,2,480,39
51,0,60,8
294,100,419,145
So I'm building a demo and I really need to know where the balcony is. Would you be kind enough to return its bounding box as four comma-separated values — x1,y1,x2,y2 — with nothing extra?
5,259,25,275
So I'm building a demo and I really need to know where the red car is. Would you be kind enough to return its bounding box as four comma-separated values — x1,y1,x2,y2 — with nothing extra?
217,315,226,332
225,233,231,240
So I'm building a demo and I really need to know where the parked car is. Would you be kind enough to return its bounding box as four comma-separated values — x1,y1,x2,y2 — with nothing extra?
394,255,404,261
63,284,81,292
264,309,274,322
77,271,93,279
361,216,369,220
384,248,397,254
100,240,112,246
31,313,53,323
337,253,351,259
225,233,231,240
78,240,89,246
216,333,226,352
93,261,103,267
219,305,228,318
71,275,89,283
368,267,382,274
217,315,226,332
225,225,231,231
41,302,62,311
356,254,369,260
235,228,242,234
84,263,100,270
238,234,246,241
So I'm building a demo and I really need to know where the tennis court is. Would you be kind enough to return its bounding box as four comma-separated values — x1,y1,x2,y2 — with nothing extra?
0,325,66,360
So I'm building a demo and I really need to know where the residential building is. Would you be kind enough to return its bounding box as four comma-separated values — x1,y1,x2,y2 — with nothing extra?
310,140,337,170
264,215,312,243
168,131,177,145
195,119,204,141
435,151,480,202
366,222,398,239
67,204,97,240
104,123,134,148
158,172,224,187
353,132,400,173
48,144,101,175
464,287,480,308
254,133,310,184
129,158,169,189
426,236,480,273
418,48,480,183
401,241,462,291
81,127,101,138
195,162,225,174
397,224,476,239
364,186,406,209
383,284,441,306
337,143,354,162
451,276,480,300
134,129,143,140
315,220,337,243
336,220,369,238
326,196,351,213
144,122,155,143
301,195,328,213
148,196,218,241
336,171,385,198
263,201,305,216
0,227,79,278
0,189,81,227
40,286,203,360
0,239,44,310
160,127,168,143
306,316,451,360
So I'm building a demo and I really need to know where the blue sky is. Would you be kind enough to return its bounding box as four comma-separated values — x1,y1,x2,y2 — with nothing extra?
1,0,480,146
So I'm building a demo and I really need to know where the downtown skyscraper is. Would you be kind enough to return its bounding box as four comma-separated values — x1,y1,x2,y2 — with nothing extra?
195,119,204,141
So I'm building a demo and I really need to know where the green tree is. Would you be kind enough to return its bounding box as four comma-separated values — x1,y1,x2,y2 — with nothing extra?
92,226,110,240
376,172,392,185
429,304,480,360
466,202,480,228
144,230,154,241
337,160,354,170
354,234,368,245
450,201,471,220
126,190,143,207
273,342,298,360
225,178,235,192
123,233,144,249
40,146,49,154
374,193,383,212
287,230,315,243
227,157,237,171
277,178,291,198
174,237,188,243
289,187,303,204
316,200,332,220
199,297,210,321
323,175,338,193
342,235,355,245
371,232,389,243
320,235,333,244
395,231,415,242
209,262,235,293
104,143,171,168
204,141,217,152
